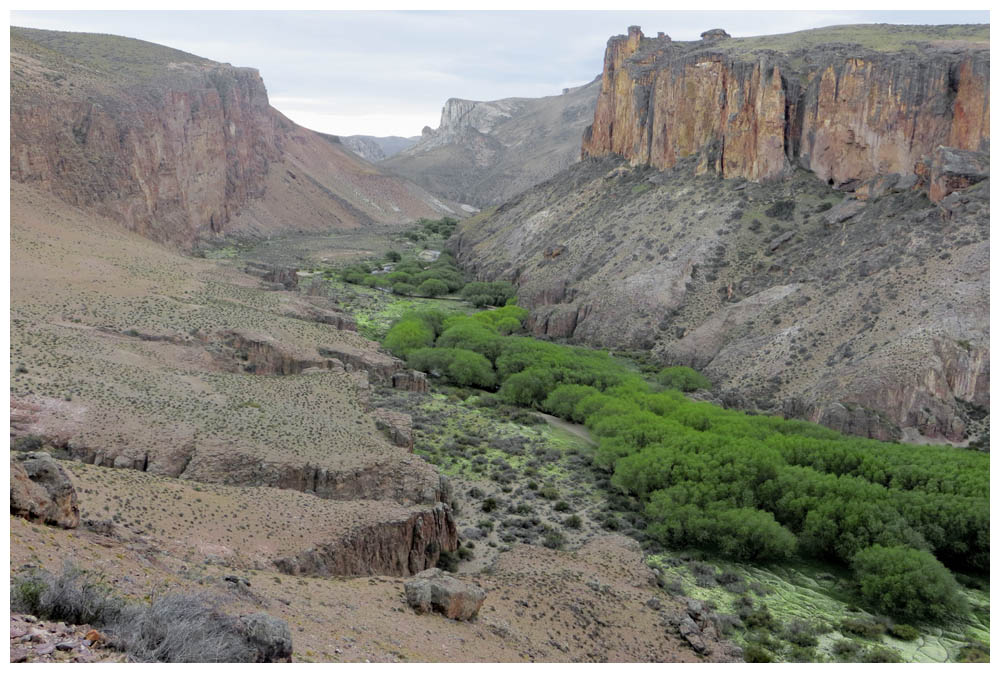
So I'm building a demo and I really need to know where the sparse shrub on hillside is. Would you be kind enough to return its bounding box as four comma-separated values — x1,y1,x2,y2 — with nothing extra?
851,545,968,621
765,200,796,221
11,563,291,662
385,250,402,262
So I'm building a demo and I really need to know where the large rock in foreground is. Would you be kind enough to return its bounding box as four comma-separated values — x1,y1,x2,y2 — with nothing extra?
11,452,80,528
404,568,486,620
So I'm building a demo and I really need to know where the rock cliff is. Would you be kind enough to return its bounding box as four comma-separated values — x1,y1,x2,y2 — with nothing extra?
382,79,601,207
10,27,455,248
582,25,989,195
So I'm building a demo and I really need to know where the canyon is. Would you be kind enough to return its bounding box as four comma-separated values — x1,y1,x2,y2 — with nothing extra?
455,24,989,444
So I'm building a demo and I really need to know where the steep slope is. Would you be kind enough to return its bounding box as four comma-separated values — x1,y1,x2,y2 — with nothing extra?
381,78,601,207
10,27,456,249
341,134,420,162
454,24,989,444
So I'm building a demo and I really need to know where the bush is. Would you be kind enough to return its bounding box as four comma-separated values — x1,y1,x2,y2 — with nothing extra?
744,644,776,663
436,550,459,572
10,563,291,662
446,349,496,388
861,646,902,663
563,514,582,529
888,623,919,641
392,282,416,296
765,200,796,221
461,281,517,308
385,250,402,262
839,617,886,639
852,545,967,621
832,639,862,659
11,562,124,625
656,366,711,392
384,318,435,357
416,278,449,297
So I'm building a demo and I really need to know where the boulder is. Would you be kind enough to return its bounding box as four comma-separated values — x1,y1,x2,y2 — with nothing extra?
928,146,989,203
404,568,486,620
700,28,731,40
11,452,80,528
822,199,866,225
238,613,293,663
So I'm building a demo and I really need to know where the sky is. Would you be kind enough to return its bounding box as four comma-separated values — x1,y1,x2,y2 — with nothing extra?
9,9,991,137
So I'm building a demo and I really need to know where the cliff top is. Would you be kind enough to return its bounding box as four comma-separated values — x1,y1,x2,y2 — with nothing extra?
628,22,989,60
11,26,238,97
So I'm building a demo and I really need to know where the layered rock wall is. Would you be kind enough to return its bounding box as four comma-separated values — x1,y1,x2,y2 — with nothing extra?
273,504,458,577
582,28,989,192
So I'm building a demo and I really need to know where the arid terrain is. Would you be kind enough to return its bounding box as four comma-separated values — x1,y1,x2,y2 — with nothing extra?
9,19,990,666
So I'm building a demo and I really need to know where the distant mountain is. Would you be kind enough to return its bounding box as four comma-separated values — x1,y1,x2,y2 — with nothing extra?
381,78,601,207
341,135,420,162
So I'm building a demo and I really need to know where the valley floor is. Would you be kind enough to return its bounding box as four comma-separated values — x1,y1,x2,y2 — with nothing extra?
9,204,988,663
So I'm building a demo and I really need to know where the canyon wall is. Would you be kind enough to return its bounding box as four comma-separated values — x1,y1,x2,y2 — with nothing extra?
10,27,453,248
581,27,989,191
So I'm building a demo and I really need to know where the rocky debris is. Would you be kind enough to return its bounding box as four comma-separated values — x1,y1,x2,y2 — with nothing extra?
700,28,731,40
416,249,441,262
374,408,414,450
9,614,111,663
10,452,80,528
404,568,486,620
822,199,866,225
274,504,458,577
768,231,794,251
244,262,299,290
927,146,989,203
238,613,293,663
542,245,568,260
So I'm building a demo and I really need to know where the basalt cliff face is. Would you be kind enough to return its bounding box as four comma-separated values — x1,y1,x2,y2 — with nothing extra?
581,25,989,192
10,27,454,248
455,24,989,444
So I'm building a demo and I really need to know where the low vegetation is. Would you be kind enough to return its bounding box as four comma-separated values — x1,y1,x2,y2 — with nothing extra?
11,563,289,663
382,299,988,623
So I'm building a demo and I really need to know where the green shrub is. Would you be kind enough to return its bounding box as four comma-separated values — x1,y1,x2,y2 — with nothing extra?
461,281,517,307
446,349,496,388
839,618,886,639
861,646,902,663
852,545,967,621
958,641,990,663
392,282,416,296
384,318,434,357
656,366,711,392
765,200,796,221
385,250,402,262
888,623,919,641
832,639,862,659
564,515,582,529
416,278,449,297
744,644,776,663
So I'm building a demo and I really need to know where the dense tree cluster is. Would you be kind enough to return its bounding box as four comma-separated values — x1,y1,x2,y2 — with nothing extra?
382,287,988,623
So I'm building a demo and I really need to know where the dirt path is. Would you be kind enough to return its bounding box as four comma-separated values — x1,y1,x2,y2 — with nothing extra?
536,412,597,447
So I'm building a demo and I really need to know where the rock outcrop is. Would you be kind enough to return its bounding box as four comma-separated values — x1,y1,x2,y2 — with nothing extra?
274,504,459,577
404,568,486,620
11,452,80,528
581,25,989,199
10,27,454,248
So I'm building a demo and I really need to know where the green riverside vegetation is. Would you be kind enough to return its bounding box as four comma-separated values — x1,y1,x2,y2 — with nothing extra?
384,300,989,623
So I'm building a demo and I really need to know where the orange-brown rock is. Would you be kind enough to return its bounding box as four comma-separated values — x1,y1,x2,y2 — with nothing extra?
10,452,80,529
582,27,989,196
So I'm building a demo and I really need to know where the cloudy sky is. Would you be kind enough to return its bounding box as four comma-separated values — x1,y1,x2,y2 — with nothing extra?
10,10,990,137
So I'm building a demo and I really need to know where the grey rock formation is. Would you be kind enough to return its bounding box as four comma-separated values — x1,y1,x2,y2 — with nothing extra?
404,568,486,620
10,452,80,529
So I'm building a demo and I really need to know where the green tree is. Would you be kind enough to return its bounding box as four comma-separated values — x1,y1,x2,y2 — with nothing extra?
416,278,449,297
852,545,967,621
447,349,496,388
656,366,712,392
384,318,434,357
